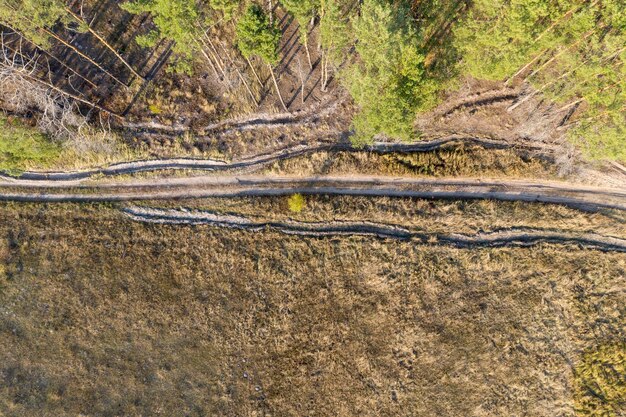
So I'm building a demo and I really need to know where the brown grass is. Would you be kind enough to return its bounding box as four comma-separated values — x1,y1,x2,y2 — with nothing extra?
262,148,556,179
90,146,557,185
0,202,624,416
143,196,626,237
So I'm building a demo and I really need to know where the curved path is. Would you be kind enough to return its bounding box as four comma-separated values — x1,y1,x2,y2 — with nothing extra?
1,175,625,211
0,136,556,182
123,206,626,252
120,95,345,136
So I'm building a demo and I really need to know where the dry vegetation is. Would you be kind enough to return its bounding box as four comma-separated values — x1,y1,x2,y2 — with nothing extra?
81,145,556,186
139,196,626,238
0,47,148,171
0,201,624,416
262,147,556,179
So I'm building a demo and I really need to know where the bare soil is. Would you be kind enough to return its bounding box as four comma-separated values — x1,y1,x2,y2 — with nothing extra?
1,175,625,212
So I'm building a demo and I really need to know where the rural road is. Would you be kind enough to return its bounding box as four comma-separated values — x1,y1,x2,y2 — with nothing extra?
1,174,625,211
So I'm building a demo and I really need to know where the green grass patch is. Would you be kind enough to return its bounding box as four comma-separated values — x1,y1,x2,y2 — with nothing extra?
0,116,61,174
575,343,626,416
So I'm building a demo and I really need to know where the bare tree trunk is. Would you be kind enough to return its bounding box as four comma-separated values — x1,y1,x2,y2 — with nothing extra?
557,97,584,113
194,39,221,79
26,72,120,115
533,0,598,44
504,47,548,85
3,48,120,115
523,29,594,82
202,37,226,76
236,69,260,107
296,56,305,104
269,64,287,111
304,37,313,70
557,104,625,131
509,44,626,112
1,24,97,89
268,0,274,24
0,6,128,87
198,42,258,106
65,7,145,81
213,41,259,106
320,51,326,92
42,28,128,87
557,82,617,113
321,50,330,92
245,56,263,86
195,35,231,86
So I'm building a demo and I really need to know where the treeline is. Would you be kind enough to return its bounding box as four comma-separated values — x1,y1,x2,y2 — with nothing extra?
454,0,626,160
1,0,624,160
1,0,457,145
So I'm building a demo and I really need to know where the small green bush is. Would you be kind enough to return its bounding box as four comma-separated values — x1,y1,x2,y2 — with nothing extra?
287,193,306,213
0,116,61,174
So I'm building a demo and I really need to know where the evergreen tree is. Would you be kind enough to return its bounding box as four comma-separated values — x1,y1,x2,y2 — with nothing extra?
343,0,437,145
0,0,72,46
454,0,626,161
209,0,240,22
121,0,201,73
236,3,287,110
319,0,349,91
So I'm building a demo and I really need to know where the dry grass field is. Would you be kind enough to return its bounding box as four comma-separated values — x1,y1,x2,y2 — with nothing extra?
0,200,624,416
262,148,557,180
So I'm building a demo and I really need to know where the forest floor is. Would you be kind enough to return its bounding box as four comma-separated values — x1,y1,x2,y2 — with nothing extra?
2,0,619,180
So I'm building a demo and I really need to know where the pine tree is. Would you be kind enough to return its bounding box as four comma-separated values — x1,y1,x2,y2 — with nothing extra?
236,3,287,111
454,0,626,161
121,0,201,73
343,0,437,145
319,0,349,91
0,0,70,47
209,0,240,21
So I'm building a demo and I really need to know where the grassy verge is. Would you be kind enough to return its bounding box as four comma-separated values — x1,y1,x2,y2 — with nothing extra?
137,195,626,237
87,146,557,184
0,115,148,173
262,147,556,179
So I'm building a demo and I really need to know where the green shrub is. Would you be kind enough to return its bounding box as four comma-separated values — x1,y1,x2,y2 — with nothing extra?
287,193,306,213
0,116,61,174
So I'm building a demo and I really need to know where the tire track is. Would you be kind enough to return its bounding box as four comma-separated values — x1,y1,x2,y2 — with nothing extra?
438,89,521,117
0,135,554,182
122,206,626,252
120,95,343,136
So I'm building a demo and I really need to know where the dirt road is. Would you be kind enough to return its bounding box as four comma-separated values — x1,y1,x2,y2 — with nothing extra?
1,175,625,211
